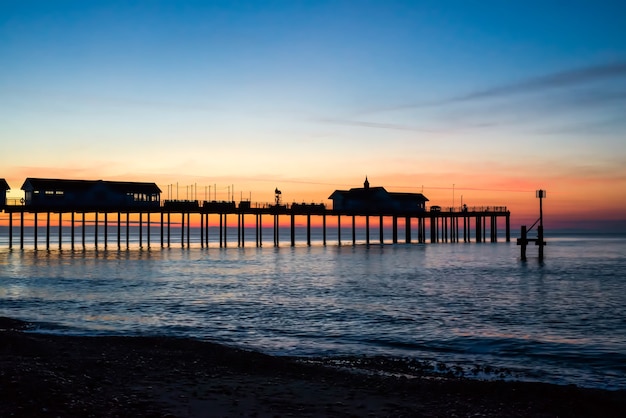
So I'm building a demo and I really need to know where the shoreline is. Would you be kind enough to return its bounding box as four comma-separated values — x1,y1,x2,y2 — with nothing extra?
1,317,625,417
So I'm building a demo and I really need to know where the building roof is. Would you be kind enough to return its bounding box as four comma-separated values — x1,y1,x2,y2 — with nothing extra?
21,178,162,194
328,187,428,202
0,178,9,190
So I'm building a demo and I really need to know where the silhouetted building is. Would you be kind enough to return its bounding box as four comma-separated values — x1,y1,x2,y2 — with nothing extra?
328,177,428,214
0,179,9,207
21,178,161,209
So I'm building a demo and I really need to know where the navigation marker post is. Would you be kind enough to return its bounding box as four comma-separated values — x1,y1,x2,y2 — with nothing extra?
517,189,547,261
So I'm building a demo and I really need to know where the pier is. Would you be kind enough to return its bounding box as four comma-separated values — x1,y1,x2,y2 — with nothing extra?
0,203,510,250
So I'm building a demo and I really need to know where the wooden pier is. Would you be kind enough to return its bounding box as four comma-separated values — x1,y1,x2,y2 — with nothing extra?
1,204,510,250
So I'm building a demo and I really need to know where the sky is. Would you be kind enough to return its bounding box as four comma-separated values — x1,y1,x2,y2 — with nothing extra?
1,0,625,231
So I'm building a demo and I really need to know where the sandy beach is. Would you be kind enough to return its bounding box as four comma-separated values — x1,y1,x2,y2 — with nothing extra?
1,317,625,417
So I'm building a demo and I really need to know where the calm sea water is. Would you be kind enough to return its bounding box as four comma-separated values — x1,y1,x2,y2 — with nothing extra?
0,230,625,391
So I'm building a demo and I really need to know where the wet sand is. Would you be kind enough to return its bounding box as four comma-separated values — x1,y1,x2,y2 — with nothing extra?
1,317,625,417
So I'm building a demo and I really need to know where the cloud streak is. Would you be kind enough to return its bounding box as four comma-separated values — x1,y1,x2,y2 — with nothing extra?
376,61,626,113
446,61,626,104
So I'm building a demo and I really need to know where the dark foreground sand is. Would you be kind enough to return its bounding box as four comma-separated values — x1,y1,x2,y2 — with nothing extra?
1,317,625,417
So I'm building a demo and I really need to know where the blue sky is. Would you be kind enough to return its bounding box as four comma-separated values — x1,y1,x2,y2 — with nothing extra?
1,1,625,225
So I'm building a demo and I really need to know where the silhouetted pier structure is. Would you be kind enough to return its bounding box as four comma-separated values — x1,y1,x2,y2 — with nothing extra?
1,203,510,250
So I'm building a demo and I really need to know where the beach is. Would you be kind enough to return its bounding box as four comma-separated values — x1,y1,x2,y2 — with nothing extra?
1,318,625,417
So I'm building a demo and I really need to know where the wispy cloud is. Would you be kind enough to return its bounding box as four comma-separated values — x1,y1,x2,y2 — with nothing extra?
443,61,626,104
317,117,434,132
377,60,626,112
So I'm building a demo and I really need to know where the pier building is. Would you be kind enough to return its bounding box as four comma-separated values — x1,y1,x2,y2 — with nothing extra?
21,178,161,210
1,179,9,208
328,177,428,213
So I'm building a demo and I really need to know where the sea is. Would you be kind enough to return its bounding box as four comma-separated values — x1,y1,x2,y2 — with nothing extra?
1,225,625,391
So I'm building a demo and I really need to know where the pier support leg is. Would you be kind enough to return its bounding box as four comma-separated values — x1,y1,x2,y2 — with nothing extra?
259,213,263,247
104,213,108,248
236,213,240,247
167,212,171,248
393,216,398,244
59,212,63,249
352,216,356,245
118,212,122,249
94,212,98,249
8,212,12,249
291,214,295,247
380,215,384,244
187,213,191,248
307,214,311,246
323,213,327,246
201,212,204,248
34,212,39,250
20,211,24,250
506,213,511,242
135,212,141,247
337,215,341,246
46,212,50,250
476,216,483,242
274,214,280,247
405,217,411,243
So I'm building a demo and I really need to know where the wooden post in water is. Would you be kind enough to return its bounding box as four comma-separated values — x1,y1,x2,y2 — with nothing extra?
535,194,545,258
517,190,547,260
519,225,528,260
